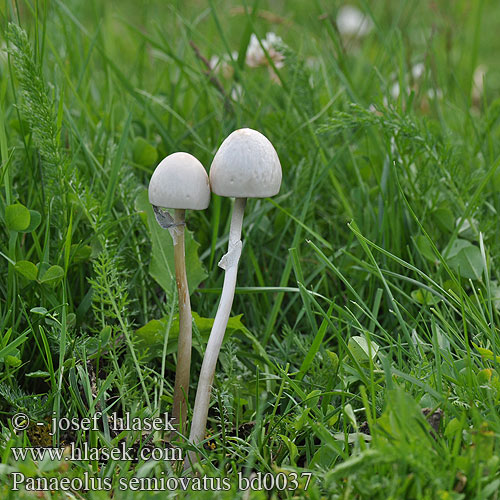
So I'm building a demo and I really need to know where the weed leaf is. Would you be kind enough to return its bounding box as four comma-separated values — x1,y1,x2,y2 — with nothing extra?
135,189,207,296
14,260,38,281
5,203,30,231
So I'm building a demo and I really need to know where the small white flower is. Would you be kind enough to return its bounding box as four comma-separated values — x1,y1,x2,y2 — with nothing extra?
411,63,425,80
245,32,285,69
390,81,412,100
336,5,373,38
390,82,400,99
472,64,487,101
264,32,282,48
209,54,221,70
368,103,383,116
427,88,443,100
210,51,238,79
246,33,265,68
231,83,243,102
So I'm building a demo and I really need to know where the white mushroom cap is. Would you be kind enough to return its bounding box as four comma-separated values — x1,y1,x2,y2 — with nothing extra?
210,128,282,198
148,152,210,210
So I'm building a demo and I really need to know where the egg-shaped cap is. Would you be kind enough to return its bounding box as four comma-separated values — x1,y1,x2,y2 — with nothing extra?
210,128,282,198
148,152,210,210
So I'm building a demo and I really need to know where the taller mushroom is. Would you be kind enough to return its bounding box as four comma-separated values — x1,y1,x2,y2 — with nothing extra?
148,152,210,437
187,128,282,466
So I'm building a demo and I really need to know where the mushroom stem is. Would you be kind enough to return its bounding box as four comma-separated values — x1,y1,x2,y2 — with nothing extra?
186,197,246,468
170,208,192,437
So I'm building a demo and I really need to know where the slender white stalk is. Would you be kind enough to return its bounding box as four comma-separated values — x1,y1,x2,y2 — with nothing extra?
186,197,246,468
170,209,192,437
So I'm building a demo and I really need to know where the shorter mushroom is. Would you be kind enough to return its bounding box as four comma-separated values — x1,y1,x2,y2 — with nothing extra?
186,128,281,467
148,152,210,436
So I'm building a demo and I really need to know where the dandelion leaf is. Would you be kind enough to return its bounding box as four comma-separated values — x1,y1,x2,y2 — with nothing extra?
135,189,207,296
135,312,245,359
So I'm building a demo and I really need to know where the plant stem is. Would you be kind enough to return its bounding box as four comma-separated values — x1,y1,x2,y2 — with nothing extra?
186,197,246,468
170,208,191,437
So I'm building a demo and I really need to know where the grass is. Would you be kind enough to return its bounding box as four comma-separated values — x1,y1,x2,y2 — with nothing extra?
1,0,500,498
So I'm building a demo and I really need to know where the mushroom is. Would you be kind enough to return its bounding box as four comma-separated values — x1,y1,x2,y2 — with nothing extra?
148,152,210,436
186,128,281,467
